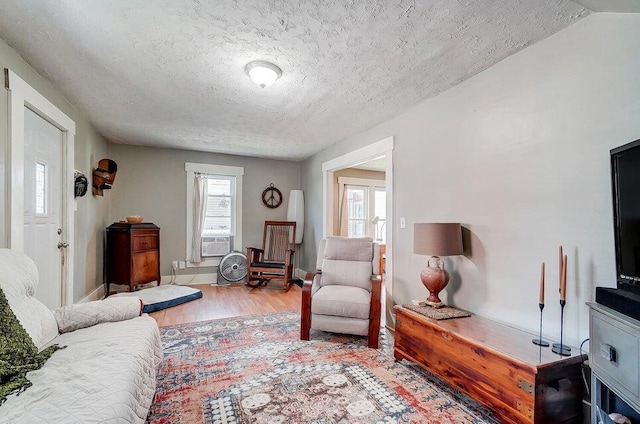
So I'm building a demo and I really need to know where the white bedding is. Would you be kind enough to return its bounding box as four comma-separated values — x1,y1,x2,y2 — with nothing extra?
0,316,162,424
54,296,142,333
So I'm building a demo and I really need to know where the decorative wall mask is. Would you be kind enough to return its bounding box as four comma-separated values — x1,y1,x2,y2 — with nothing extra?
74,171,88,197
92,159,118,196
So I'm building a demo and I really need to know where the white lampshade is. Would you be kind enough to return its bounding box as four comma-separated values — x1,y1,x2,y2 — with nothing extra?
287,190,304,244
245,60,282,88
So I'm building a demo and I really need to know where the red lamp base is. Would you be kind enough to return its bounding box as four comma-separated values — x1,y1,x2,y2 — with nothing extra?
420,256,450,309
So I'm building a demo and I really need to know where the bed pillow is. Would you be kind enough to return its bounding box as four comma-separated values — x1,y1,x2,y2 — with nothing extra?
0,286,63,405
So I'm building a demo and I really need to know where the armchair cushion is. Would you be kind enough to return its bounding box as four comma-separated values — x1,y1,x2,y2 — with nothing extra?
323,237,374,262
321,260,373,289
311,285,371,320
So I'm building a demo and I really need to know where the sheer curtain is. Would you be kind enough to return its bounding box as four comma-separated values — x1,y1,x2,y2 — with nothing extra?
191,174,208,263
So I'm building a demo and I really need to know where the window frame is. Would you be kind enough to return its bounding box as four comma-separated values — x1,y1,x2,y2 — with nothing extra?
337,176,386,242
185,162,244,267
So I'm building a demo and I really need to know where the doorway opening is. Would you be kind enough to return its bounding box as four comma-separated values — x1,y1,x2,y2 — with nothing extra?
5,69,76,307
322,136,394,328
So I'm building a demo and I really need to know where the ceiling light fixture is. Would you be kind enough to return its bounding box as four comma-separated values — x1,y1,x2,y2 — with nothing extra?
245,60,282,88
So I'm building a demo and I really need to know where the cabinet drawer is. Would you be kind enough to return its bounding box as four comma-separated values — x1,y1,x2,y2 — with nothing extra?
132,235,158,251
591,311,639,397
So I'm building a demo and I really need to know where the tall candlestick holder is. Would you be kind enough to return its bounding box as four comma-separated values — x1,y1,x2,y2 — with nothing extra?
552,299,571,356
532,303,549,346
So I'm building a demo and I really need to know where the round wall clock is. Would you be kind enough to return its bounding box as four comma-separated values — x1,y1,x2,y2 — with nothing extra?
262,183,283,208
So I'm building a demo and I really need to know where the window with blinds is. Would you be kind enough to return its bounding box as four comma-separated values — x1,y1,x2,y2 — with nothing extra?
203,177,234,237
200,176,235,258
185,162,244,266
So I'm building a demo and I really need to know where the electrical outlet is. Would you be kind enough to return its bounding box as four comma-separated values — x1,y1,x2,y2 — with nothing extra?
172,261,178,271
179,261,186,269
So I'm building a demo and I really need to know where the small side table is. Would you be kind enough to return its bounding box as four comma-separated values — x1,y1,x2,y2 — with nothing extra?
105,222,160,295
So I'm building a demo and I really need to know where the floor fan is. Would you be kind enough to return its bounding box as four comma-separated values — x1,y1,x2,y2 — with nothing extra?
217,251,248,284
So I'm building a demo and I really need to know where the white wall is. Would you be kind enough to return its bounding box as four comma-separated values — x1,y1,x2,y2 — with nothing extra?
301,13,640,347
108,144,301,276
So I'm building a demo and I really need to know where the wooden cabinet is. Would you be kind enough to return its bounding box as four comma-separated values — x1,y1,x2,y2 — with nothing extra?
106,222,160,294
393,306,584,424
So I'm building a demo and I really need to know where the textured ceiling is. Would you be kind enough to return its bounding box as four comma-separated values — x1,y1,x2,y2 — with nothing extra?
0,1,592,161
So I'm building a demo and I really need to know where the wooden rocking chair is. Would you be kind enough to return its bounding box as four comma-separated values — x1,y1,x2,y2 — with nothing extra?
246,221,297,290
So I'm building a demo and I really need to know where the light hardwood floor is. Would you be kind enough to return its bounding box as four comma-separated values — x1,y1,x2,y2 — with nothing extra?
148,283,302,327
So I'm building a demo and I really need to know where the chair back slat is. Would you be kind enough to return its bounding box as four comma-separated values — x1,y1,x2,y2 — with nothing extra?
263,221,296,262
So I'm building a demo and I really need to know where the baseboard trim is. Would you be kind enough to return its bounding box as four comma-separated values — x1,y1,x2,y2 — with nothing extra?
294,268,307,279
161,272,218,285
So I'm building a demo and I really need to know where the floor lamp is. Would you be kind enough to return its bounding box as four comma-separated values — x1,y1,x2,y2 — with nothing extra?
287,190,304,281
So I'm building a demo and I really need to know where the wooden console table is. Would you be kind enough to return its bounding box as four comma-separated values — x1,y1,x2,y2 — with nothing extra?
393,305,584,424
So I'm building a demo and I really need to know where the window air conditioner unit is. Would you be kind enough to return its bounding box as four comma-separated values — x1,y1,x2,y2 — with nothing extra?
202,236,230,257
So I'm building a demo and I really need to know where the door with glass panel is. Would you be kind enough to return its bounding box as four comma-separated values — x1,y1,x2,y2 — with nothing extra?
23,106,65,309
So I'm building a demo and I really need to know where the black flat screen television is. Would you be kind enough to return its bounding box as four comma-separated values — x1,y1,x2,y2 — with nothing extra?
596,138,640,321
611,138,640,294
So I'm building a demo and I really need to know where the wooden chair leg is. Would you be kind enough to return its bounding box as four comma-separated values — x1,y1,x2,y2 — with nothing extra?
368,325,380,349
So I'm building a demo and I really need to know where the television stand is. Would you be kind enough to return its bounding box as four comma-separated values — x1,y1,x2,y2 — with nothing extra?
596,287,640,322
393,305,584,424
589,302,640,422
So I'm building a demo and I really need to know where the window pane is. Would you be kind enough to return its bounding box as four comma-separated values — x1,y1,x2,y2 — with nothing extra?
35,162,46,215
203,176,234,238
374,189,386,220
347,186,366,219
203,216,231,236
346,185,367,237
207,178,230,196
206,195,231,217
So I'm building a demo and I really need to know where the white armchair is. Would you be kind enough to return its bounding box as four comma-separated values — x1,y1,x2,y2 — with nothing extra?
300,237,381,348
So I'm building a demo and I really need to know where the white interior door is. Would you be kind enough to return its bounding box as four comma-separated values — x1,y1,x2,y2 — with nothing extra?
24,107,64,309
5,69,75,306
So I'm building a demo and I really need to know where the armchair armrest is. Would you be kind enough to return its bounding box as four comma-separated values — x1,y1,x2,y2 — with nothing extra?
53,296,143,334
368,275,382,348
301,271,321,340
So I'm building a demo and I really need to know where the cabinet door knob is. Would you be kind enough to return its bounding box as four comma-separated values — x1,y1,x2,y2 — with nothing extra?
57,242,69,249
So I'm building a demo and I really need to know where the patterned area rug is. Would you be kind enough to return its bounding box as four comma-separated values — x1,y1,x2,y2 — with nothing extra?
147,312,499,423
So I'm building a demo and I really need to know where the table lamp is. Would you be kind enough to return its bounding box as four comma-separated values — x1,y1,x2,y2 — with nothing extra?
413,223,463,308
